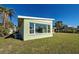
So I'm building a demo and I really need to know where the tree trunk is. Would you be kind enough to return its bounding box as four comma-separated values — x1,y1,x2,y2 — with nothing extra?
3,12,9,29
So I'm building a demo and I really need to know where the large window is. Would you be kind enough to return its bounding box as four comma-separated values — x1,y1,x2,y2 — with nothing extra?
29,23,51,34
36,23,47,33
30,23,34,33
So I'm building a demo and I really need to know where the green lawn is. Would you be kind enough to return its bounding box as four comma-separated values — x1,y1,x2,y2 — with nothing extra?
0,33,79,54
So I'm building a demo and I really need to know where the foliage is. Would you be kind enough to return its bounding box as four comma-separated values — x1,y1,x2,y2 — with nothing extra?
0,6,15,29
0,6,15,36
3,29,9,35
62,27,77,33
55,21,64,32
0,25,4,32
77,26,79,33
8,20,14,28
55,21,63,29
55,21,78,33
0,25,9,36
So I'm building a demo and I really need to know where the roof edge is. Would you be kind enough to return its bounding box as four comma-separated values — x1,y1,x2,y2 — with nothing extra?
18,15,55,21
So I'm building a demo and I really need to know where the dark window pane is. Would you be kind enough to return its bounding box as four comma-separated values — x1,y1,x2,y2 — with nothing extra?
35,23,47,33
30,23,34,33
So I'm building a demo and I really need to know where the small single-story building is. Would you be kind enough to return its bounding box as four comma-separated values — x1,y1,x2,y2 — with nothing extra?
18,15,55,41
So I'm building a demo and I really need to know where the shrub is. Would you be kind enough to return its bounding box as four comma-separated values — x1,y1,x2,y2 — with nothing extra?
3,29,9,35
0,25,10,36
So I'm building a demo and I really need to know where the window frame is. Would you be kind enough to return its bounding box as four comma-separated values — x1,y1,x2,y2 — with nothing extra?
29,22,51,34
29,23,34,34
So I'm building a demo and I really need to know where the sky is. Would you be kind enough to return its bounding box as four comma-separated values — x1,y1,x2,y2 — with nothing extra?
2,4,79,27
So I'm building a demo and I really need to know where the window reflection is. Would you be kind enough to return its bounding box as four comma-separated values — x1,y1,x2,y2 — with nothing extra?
30,23,34,33
30,23,51,34
36,23,47,33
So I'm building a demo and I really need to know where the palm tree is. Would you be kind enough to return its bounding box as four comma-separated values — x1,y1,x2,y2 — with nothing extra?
5,8,15,28
55,21,63,32
0,6,15,29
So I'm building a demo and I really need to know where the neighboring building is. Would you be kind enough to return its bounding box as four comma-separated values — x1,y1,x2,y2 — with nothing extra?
18,16,55,41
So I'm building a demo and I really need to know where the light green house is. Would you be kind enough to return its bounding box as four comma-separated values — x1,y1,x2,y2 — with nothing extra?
18,16,55,41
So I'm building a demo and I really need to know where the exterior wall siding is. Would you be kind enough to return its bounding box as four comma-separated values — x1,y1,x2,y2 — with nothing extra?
23,18,53,41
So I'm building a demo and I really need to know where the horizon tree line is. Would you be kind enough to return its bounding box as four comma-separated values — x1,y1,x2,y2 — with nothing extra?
54,21,79,33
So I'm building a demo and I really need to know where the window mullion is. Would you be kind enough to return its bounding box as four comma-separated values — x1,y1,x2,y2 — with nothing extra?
34,23,36,34
47,25,48,33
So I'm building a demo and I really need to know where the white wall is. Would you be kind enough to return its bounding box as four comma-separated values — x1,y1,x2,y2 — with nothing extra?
23,18,54,41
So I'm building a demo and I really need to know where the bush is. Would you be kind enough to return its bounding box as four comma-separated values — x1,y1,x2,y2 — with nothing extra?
3,29,9,35
55,28,77,33
0,25,10,36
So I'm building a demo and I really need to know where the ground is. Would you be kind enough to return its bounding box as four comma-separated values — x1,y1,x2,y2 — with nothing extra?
0,33,79,54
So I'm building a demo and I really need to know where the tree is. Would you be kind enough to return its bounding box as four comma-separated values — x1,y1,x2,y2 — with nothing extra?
63,25,68,32
77,26,79,29
77,26,79,33
55,21,63,32
0,6,15,29
0,6,15,36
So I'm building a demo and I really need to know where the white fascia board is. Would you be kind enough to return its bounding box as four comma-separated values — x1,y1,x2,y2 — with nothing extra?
18,15,55,21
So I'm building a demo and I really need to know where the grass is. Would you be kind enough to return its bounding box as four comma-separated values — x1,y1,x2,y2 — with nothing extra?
0,33,79,54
